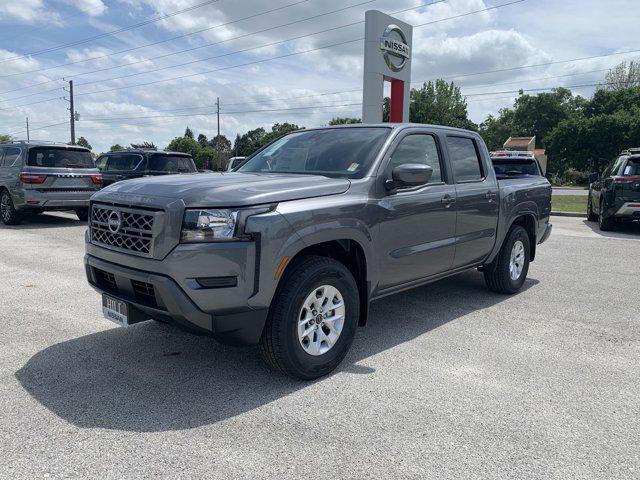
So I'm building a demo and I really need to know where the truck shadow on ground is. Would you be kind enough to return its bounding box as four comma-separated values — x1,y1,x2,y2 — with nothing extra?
16,271,538,433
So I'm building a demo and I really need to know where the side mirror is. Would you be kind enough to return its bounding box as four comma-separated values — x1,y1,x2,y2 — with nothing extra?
386,163,433,191
588,172,599,183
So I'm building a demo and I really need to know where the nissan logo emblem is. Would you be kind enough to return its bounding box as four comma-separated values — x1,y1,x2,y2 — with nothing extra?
379,24,410,72
107,210,122,233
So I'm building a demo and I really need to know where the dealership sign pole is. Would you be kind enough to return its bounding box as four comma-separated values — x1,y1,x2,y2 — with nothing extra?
362,10,413,123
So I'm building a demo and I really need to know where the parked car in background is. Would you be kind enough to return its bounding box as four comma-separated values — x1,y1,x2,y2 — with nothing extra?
84,124,552,380
587,148,640,230
490,151,543,179
95,149,197,187
226,156,246,171
0,141,102,224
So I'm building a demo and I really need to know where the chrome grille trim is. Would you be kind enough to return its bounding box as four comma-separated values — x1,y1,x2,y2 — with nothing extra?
90,203,158,257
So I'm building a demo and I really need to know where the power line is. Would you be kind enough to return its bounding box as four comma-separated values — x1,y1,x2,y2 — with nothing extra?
0,0,315,89
0,0,224,64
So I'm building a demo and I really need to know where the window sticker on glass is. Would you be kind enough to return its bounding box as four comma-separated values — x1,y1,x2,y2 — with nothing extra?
624,165,632,175
347,162,359,172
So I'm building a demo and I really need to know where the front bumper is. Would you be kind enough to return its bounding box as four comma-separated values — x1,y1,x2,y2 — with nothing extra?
85,254,268,345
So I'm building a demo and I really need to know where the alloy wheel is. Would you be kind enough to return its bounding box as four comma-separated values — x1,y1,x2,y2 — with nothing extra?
297,285,345,356
509,240,525,281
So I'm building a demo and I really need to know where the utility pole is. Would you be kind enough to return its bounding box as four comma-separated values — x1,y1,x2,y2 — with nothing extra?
216,97,220,138
26,117,29,143
69,80,76,145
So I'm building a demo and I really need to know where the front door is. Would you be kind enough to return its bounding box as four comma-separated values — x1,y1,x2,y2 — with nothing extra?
376,131,457,290
445,135,499,268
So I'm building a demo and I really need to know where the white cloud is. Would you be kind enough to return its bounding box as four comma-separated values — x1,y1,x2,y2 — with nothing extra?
60,0,107,16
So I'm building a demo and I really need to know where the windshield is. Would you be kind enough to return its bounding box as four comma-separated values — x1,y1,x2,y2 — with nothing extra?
28,147,94,169
238,127,391,177
492,158,540,177
148,154,196,172
622,159,640,176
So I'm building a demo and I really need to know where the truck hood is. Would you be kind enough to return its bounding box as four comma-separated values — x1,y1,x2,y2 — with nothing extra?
94,172,351,207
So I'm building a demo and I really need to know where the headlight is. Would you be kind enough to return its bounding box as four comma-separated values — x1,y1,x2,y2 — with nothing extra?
181,209,238,242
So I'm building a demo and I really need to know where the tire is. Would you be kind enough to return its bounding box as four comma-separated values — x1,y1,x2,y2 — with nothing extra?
483,225,530,294
587,194,598,222
0,190,21,225
598,201,615,231
75,208,89,222
260,255,359,380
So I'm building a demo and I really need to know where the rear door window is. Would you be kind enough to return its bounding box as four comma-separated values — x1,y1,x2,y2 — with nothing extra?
27,147,94,168
3,147,21,166
104,154,143,171
447,136,484,182
148,155,196,173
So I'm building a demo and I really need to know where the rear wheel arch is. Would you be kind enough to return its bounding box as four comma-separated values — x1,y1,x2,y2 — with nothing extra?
509,213,537,261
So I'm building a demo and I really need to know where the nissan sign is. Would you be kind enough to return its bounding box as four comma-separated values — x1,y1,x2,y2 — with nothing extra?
379,24,410,72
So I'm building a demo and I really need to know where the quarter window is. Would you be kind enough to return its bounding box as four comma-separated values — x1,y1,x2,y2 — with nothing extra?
447,136,484,182
389,134,442,184
3,147,21,166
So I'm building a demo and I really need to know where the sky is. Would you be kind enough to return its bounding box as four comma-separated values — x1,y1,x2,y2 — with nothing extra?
0,0,638,152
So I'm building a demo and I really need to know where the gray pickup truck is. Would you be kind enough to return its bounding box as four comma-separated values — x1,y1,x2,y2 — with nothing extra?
85,124,552,379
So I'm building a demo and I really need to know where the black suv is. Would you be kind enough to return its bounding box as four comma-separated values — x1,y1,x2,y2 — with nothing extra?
588,148,640,230
95,149,197,187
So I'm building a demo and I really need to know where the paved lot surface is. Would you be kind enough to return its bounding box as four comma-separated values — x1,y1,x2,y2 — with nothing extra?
1,213,639,479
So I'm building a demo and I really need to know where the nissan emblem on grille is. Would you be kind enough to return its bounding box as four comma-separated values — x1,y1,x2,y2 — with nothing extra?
91,204,156,256
107,210,121,233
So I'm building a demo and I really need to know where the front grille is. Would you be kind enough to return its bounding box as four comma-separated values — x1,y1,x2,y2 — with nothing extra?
90,204,156,256
131,280,158,308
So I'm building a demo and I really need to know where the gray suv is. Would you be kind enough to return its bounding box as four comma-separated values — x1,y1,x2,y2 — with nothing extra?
0,141,102,224
85,124,551,379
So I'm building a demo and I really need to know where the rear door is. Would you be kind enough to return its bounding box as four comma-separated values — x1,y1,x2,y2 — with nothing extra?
446,135,499,268
100,153,145,186
376,129,457,290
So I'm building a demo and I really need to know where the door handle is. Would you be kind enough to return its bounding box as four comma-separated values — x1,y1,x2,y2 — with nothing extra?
485,191,498,201
441,194,456,207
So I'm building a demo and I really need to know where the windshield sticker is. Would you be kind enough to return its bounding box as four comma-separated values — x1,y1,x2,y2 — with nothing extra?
347,163,359,172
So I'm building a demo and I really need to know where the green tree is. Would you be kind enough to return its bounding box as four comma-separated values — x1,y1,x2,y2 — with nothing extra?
410,80,477,130
603,61,640,91
478,109,516,151
197,133,208,149
0,134,11,142
329,117,361,125
233,127,266,156
209,134,232,152
184,126,194,139
109,144,124,151
166,136,201,159
76,136,92,150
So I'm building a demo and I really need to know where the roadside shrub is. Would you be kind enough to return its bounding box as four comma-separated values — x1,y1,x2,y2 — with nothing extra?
563,168,590,186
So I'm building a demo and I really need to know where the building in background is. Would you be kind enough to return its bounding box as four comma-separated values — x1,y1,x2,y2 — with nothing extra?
502,136,548,174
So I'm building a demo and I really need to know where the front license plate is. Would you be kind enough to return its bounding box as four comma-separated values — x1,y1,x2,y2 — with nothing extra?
102,294,129,327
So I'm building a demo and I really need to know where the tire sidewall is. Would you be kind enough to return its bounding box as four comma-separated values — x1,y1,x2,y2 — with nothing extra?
503,227,530,291
279,261,359,378
1,190,16,225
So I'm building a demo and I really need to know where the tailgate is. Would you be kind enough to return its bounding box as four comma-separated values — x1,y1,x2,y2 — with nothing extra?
21,168,100,192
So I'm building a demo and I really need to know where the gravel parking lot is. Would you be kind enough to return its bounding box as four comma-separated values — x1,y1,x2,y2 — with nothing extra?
1,213,638,479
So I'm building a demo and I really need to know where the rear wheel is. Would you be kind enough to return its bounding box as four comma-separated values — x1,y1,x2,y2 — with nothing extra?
0,190,21,225
587,194,598,222
75,208,89,222
598,201,615,231
483,225,530,294
260,255,359,380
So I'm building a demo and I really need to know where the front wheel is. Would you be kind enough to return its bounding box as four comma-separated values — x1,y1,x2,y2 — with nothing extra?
260,255,359,380
0,190,21,225
483,225,531,294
